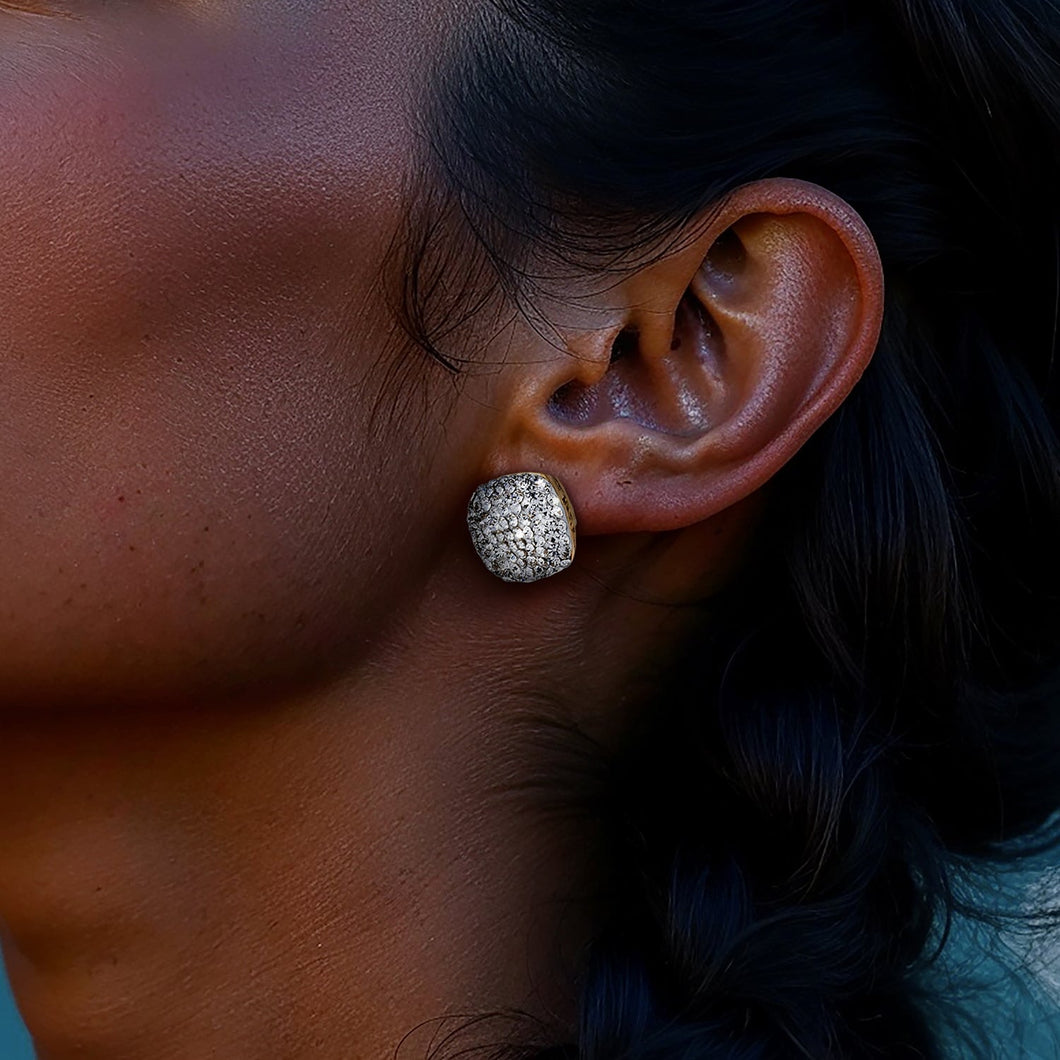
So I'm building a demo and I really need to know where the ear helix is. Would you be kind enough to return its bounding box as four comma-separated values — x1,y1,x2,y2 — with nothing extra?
467,472,577,582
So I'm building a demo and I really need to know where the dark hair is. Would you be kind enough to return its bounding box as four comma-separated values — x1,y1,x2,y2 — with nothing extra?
398,2,1060,1057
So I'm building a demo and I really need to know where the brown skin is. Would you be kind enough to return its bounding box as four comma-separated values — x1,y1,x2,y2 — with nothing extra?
0,2,885,1057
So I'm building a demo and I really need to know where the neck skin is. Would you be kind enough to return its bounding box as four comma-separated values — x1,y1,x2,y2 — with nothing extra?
0,528,717,1060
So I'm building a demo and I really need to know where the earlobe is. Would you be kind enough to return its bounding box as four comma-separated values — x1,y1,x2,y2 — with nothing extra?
492,177,885,536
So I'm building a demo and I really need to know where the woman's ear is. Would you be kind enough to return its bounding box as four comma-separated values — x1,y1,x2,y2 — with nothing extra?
484,177,885,535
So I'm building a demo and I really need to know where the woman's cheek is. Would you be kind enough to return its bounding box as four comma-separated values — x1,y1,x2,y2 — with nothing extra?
0,3,424,707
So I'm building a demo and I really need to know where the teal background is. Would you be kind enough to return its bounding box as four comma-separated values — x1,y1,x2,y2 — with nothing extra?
926,855,1060,1059
0,967,33,1059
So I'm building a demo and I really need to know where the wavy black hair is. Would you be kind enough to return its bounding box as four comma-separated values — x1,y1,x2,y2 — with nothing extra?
393,2,1060,1057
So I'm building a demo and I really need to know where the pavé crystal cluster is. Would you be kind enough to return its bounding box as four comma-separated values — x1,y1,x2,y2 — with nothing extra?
466,472,576,583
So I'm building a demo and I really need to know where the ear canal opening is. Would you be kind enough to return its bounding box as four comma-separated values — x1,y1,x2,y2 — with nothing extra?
547,328,641,424
610,328,639,364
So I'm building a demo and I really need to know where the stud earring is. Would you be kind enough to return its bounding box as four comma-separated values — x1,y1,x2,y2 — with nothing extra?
467,472,577,583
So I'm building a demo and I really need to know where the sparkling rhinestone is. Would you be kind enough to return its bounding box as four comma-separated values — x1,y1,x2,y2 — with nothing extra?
467,472,576,582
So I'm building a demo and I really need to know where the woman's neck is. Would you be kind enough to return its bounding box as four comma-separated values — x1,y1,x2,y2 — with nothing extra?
0,672,597,1059
0,528,712,1059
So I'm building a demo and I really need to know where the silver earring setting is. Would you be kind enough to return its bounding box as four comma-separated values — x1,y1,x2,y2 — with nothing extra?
467,472,577,582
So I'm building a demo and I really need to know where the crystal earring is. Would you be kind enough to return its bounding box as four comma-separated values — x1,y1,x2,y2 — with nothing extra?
467,472,577,583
